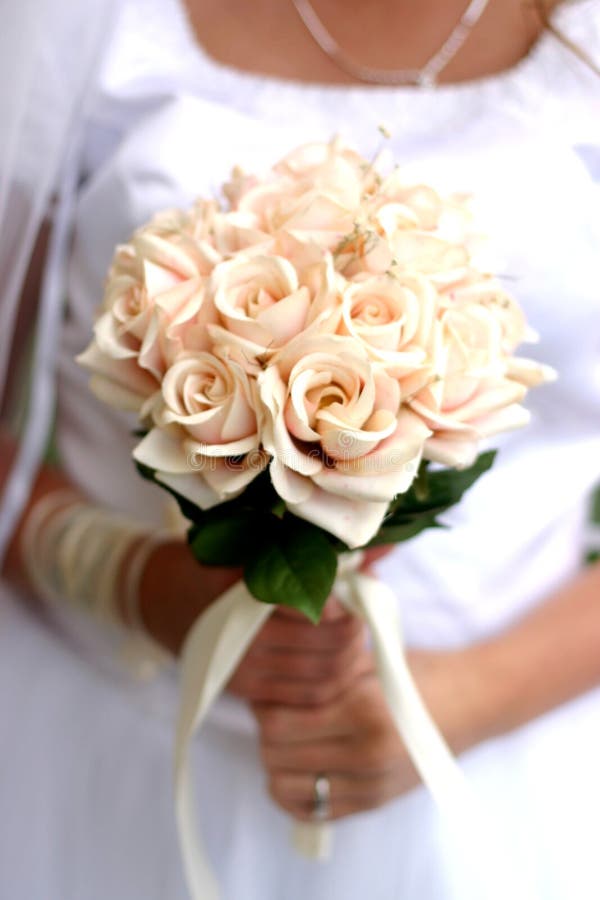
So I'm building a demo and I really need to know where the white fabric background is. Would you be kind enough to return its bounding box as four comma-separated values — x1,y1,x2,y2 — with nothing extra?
1,0,600,897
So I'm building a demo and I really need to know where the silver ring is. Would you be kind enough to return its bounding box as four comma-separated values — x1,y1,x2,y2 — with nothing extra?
312,774,331,821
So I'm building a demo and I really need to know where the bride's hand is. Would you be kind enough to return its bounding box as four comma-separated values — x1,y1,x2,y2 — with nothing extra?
139,539,391,707
227,599,373,706
253,649,488,821
227,545,392,706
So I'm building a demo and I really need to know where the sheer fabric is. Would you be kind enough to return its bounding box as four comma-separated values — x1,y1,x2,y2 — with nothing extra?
0,0,115,560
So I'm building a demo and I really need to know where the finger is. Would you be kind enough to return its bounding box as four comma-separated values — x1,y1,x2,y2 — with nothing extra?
231,652,374,707
249,612,365,653
255,702,356,742
260,731,402,777
250,665,376,725
260,703,406,775
267,770,412,821
261,737,357,774
242,632,368,680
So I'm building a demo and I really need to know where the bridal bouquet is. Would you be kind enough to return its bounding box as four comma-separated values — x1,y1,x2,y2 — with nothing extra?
79,138,553,898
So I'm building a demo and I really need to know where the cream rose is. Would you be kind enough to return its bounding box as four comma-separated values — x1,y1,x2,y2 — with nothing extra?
209,253,341,358
134,351,266,509
339,271,438,372
443,275,529,352
231,141,367,250
142,201,222,274
374,174,444,231
373,170,473,243
408,306,530,467
259,334,431,547
78,224,217,410
209,210,271,257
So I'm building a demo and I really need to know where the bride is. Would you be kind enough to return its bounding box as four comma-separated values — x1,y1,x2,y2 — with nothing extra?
1,1,599,897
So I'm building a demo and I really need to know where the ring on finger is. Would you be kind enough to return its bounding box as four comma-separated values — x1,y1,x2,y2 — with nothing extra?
312,773,331,822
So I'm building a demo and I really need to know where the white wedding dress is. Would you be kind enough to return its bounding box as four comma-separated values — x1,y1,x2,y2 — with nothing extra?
1,1,599,898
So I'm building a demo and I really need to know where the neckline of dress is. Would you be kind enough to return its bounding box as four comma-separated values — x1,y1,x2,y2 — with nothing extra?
170,0,581,101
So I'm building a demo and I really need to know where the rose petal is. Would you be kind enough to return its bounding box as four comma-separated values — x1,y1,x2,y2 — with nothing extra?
278,473,389,548
424,436,480,468
334,409,431,476
133,427,191,473
506,357,558,387
94,311,139,360
77,341,158,409
259,367,322,477
155,471,220,510
470,403,531,437
200,453,268,499
133,233,200,280
256,287,311,345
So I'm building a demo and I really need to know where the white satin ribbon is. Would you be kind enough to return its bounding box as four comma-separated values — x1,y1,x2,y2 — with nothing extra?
175,581,275,899
175,559,525,900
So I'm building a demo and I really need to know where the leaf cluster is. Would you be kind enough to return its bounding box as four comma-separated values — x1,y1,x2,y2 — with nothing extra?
136,450,496,623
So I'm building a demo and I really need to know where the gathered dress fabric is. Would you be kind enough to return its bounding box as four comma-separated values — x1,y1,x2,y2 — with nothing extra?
1,1,600,897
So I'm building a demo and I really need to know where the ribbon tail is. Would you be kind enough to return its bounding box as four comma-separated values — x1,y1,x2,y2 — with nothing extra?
175,581,275,900
339,571,471,812
292,819,332,861
337,570,530,900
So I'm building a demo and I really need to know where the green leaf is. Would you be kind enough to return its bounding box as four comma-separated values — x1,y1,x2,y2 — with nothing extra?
235,468,281,512
367,514,444,547
244,515,338,623
188,509,278,567
134,461,284,527
367,451,497,548
391,451,497,518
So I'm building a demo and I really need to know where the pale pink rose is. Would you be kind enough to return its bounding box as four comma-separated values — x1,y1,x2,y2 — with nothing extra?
259,334,430,547
133,351,266,508
331,226,394,279
339,271,438,372
407,306,530,467
141,201,223,274
239,181,357,249
210,211,272,256
373,171,473,243
272,140,371,205
346,172,474,280
374,171,444,231
333,224,469,284
389,232,470,286
78,221,218,410
301,255,345,334
231,141,368,250
211,255,308,349
208,253,341,359
443,274,529,352
227,140,367,219
75,341,158,412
